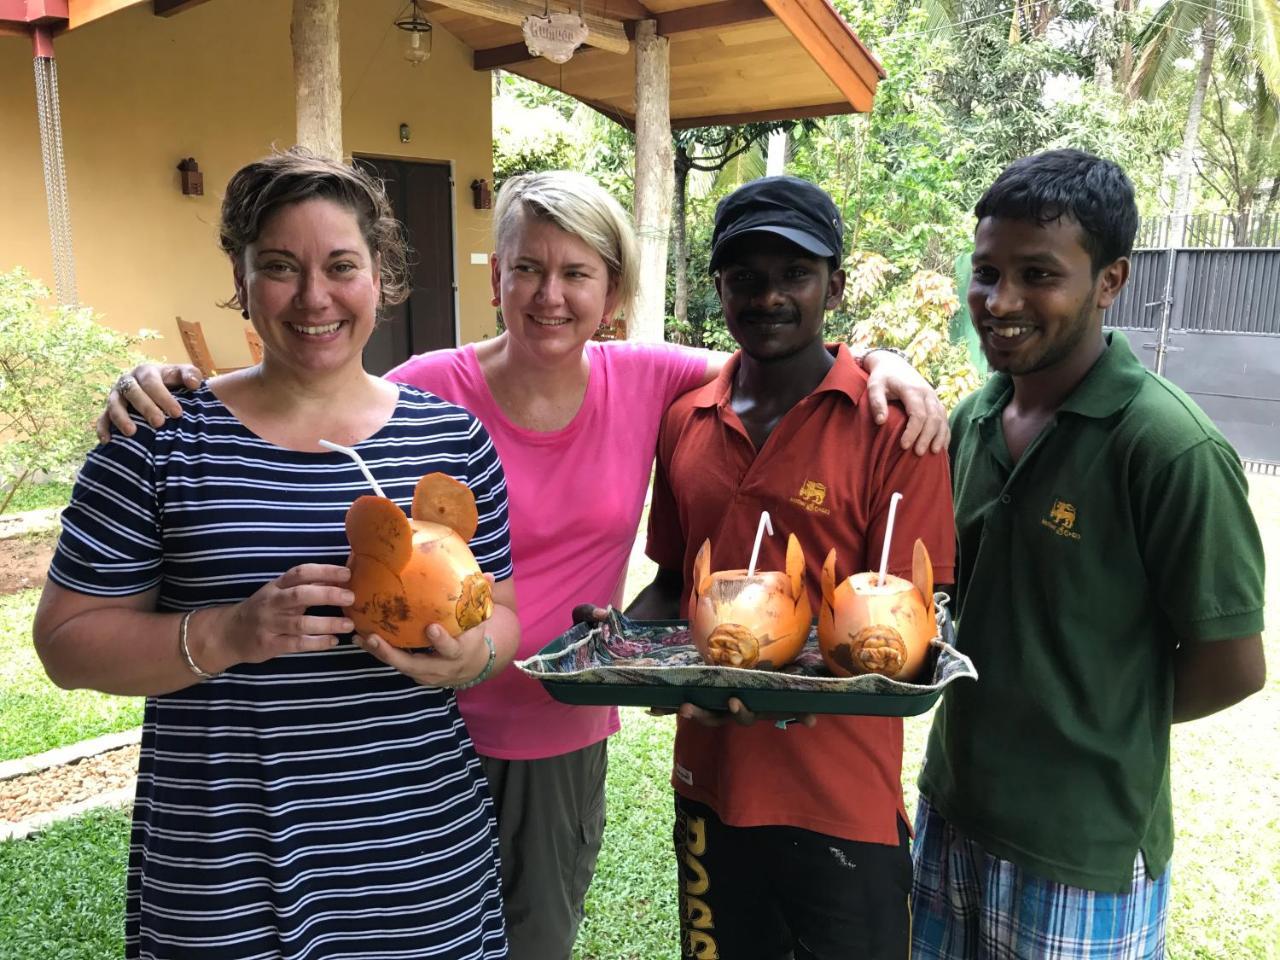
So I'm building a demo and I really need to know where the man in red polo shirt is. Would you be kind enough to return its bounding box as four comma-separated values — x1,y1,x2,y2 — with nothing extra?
628,176,956,960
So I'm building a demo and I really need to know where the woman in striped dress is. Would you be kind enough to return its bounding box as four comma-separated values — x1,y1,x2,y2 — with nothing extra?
34,149,518,959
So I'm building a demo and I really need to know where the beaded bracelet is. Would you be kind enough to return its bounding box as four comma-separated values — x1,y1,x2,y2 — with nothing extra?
862,345,910,362
178,610,218,680
449,634,496,691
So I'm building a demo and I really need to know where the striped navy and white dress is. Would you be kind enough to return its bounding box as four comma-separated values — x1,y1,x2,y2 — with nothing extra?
48,383,511,960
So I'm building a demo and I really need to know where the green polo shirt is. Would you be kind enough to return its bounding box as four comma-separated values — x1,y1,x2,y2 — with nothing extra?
920,331,1266,892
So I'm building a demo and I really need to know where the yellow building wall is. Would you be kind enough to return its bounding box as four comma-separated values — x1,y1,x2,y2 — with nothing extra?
0,0,497,368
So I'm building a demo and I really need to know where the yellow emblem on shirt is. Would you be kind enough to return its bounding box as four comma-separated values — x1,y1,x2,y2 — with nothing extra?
791,479,831,515
1042,499,1082,540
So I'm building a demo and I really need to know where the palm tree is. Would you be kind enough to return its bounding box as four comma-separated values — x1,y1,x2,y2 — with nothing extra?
1130,0,1280,225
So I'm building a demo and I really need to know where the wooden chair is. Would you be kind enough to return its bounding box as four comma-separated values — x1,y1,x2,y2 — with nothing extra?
176,317,217,377
244,328,263,364
175,317,260,375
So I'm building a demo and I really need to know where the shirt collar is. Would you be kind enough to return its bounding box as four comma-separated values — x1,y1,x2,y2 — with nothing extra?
966,330,1145,423
689,343,868,411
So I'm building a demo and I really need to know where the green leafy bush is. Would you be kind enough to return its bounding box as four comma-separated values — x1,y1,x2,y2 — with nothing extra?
827,252,983,410
0,269,153,513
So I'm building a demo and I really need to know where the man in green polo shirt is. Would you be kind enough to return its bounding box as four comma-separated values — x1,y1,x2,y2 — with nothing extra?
911,149,1267,959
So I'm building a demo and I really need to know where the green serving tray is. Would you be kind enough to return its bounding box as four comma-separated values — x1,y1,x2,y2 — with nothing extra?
516,601,976,718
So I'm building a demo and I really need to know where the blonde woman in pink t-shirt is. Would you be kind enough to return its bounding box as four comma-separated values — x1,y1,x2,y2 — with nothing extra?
99,169,948,960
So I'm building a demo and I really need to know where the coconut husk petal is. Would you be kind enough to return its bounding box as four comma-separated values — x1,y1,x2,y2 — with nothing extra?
346,496,413,571
412,472,479,541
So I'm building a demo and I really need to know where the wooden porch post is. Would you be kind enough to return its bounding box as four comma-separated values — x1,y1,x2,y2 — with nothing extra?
631,19,673,342
291,0,343,159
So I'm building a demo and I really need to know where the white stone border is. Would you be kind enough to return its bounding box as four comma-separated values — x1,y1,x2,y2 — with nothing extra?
0,727,141,782
1,727,141,842
0,506,62,539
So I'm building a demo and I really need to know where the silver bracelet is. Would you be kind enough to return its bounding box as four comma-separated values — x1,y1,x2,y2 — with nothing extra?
179,610,218,680
862,345,910,362
449,634,496,691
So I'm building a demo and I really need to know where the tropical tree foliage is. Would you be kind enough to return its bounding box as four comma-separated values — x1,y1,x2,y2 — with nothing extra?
1194,67,1280,235
491,0,1270,398
826,252,982,409
0,269,152,512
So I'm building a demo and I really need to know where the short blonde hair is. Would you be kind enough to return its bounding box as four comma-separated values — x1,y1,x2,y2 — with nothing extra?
494,171,640,318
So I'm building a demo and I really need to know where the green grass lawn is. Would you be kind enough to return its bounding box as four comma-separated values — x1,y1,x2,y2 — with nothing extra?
0,590,142,762
2,478,1277,958
2,479,74,515
0,807,132,959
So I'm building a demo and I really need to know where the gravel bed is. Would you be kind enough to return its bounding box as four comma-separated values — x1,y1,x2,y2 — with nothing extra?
1,744,138,825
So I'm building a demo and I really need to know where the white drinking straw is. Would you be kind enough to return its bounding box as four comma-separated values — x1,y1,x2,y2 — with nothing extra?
319,439,386,498
747,510,773,577
877,492,904,586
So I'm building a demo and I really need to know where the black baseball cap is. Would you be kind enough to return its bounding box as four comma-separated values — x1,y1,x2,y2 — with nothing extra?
708,175,843,273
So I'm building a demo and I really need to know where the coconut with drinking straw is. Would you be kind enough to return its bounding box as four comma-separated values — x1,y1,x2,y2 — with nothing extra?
818,492,936,681
321,440,493,650
689,510,812,670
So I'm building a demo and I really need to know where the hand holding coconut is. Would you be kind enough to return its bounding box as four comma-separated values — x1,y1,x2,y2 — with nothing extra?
184,563,359,675
324,441,510,690
340,472,494,647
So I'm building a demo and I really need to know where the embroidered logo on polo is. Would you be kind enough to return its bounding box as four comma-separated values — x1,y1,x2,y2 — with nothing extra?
791,479,831,516
1041,499,1082,540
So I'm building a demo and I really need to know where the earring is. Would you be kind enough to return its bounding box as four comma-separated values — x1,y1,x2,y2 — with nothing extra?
241,309,249,320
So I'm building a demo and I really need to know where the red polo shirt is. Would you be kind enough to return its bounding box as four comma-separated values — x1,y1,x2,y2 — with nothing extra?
646,344,956,845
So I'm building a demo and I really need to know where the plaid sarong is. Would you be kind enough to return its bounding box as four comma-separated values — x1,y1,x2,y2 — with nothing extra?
910,796,1169,959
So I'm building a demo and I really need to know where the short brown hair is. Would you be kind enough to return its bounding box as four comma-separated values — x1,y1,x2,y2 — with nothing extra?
219,147,410,310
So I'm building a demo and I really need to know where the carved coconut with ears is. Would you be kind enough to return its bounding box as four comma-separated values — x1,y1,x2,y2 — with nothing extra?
818,538,935,682
343,472,493,649
689,533,812,670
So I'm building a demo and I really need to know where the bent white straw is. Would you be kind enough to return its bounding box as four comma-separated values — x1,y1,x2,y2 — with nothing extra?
748,510,773,577
318,439,386,499
877,492,904,586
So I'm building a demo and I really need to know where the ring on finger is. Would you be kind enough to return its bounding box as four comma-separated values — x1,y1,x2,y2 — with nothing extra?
115,374,137,394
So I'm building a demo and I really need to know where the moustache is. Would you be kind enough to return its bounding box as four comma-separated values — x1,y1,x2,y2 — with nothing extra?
739,310,798,325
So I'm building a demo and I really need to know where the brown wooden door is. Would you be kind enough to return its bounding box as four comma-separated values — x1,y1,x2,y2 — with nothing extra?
355,156,457,375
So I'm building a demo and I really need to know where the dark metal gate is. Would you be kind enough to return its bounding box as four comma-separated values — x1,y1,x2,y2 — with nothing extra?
1106,214,1280,467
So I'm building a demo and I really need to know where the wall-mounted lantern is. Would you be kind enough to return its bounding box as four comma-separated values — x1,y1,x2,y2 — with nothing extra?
177,158,203,196
471,179,492,210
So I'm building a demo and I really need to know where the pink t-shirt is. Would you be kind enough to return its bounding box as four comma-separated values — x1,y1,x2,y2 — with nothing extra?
387,340,708,759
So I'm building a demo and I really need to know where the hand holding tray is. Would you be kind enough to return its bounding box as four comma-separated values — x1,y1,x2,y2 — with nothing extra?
516,597,977,717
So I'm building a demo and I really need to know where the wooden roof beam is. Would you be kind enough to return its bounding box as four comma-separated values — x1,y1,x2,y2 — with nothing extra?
474,41,540,71
655,0,769,37
431,0,628,54
69,0,147,29
761,0,881,111
154,0,215,16
672,100,851,129
472,0,769,70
